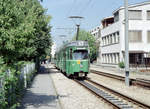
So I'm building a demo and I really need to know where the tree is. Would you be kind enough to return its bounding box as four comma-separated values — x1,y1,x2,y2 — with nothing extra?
73,30,98,62
0,0,52,64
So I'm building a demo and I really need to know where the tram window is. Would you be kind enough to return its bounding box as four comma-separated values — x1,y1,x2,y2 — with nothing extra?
63,52,66,57
70,49,73,59
73,50,88,60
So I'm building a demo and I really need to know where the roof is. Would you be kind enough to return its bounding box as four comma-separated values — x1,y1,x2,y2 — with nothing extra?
113,1,150,14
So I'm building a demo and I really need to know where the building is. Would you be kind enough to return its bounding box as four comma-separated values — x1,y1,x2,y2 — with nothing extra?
51,42,56,58
100,1,150,67
89,26,102,63
89,26,101,40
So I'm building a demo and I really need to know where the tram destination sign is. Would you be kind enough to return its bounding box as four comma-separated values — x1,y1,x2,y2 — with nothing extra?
67,41,88,47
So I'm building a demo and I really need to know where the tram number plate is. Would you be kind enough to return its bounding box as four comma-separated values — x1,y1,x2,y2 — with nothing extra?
79,73,84,77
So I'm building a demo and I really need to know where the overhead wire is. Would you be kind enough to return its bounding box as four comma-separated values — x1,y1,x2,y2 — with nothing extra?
61,0,94,40
73,0,93,28
77,0,93,15
65,0,76,18
61,0,77,39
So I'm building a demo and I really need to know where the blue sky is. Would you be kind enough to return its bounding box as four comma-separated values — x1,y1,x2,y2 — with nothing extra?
41,0,148,47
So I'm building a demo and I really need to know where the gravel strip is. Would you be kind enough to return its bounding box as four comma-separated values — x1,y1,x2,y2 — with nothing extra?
49,66,112,109
88,73,150,105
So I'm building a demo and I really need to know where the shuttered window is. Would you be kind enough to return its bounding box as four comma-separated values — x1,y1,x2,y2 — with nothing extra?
148,31,150,43
129,10,142,20
129,30,142,42
147,11,150,20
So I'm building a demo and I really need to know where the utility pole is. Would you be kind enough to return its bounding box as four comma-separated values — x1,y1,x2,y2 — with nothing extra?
124,0,130,86
76,24,80,40
69,16,84,41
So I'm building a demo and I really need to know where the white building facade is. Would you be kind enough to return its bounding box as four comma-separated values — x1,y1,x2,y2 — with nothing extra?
100,1,150,67
89,26,101,39
90,26,102,63
51,43,56,58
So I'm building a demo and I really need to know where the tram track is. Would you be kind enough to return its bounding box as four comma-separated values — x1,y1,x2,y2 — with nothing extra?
90,70,150,89
74,78,150,109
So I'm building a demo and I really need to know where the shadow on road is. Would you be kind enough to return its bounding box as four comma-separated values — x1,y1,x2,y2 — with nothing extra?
17,90,58,109
38,65,60,74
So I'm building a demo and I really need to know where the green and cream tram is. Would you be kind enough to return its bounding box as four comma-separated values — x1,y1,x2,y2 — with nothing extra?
54,41,89,78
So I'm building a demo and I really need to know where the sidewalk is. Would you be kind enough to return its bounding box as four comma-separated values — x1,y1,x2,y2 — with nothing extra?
18,65,61,109
90,64,150,80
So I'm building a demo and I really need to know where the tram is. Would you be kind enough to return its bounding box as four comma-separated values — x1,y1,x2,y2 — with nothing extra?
54,41,90,78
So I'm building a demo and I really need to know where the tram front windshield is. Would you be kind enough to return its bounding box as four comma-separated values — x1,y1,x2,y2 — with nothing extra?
73,50,88,60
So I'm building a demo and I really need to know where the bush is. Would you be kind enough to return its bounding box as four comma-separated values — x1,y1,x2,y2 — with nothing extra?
0,62,36,109
118,62,125,68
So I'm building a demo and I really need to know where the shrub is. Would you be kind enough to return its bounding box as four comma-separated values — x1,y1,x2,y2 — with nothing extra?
118,62,125,68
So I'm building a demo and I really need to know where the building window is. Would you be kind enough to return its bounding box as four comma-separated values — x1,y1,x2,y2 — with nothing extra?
112,34,114,43
129,10,142,20
147,11,150,20
116,32,120,43
104,37,106,45
106,36,109,45
113,33,116,43
102,31,119,46
102,37,105,46
110,35,112,44
117,53,120,63
129,30,142,42
114,54,116,64
148,31,150,43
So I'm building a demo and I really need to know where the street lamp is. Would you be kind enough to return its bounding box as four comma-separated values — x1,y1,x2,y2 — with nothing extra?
69,16,84,40
124,0,130,86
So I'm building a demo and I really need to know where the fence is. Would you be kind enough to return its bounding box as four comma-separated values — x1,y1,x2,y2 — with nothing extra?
0,63,35,107
21,63,35,88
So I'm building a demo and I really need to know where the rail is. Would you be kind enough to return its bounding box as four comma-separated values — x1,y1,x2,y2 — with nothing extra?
74,78,150,109
87,79,150,109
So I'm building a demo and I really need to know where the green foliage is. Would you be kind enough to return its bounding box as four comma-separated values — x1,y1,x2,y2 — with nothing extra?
0,0,52,64
0,64,21,108
73,30,97,62
0,62,36,108
0,0,51,108
0,57,7,76
118,62,125,68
